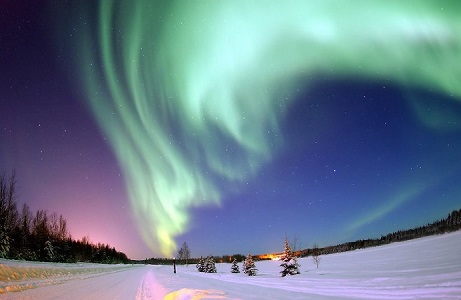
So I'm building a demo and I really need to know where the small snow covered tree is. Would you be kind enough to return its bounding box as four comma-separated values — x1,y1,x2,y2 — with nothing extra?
205,256,217,273
196,256,206,272
231,258,240,273
280,238,300,277
44,240,55,262
0,226,10,258
243,253,257,276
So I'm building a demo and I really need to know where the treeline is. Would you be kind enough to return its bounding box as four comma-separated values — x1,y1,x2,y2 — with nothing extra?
299,208,461,257
0,171,128,263
141,254,247,265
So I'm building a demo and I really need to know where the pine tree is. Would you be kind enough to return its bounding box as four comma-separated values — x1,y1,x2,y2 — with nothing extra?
243,253,257,276
0,226,10,258
280,238,300,277
196,256,206,272
205,256,217,273
231,258,240,273
44,240,55,262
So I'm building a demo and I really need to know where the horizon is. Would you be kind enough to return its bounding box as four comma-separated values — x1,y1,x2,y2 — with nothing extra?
136,207,461,260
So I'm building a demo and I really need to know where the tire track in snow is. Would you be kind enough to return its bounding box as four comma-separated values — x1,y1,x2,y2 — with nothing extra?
136,267,167,299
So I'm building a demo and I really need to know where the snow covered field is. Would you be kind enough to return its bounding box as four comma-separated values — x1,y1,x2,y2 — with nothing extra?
1,231,461,299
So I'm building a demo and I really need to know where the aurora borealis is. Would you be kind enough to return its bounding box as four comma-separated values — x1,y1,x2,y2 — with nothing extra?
1,1,460,258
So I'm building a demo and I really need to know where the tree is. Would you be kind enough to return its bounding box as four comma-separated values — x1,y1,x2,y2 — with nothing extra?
32,209,50,260
243,253,257,276
289,234,303,255
312,244,321,269
280,238,300,277
231,258,240,273
177,242,191,265
205,256,217,273
196,256,206,272
44,240,55,262
57,214,68,241
0,172,18,258
19,203,32,253
0,229,10,258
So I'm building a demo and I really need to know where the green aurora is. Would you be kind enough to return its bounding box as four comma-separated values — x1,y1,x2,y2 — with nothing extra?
67,1,461,256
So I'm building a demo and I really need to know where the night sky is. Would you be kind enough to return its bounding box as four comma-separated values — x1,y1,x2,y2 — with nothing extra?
1,1,460,259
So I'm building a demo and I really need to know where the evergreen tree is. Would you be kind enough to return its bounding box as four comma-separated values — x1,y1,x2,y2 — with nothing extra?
243,253,257,276
231,258,240,273
280,238,300,277
44,240,55,262
0,226,10,258
196,256,206,272
205,256,217,273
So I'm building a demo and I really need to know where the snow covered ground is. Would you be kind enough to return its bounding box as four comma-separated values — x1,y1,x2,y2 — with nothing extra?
1,231,461,299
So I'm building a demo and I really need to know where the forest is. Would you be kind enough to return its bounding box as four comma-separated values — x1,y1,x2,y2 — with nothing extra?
0,172,128,263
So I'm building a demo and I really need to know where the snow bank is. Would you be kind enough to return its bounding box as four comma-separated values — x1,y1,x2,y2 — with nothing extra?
0,260,137,294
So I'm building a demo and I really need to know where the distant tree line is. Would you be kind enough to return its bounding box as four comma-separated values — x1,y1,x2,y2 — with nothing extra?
0,171,128,263
142,253,247,266
140,242,246,265
299,208,461,257
141,208,461,266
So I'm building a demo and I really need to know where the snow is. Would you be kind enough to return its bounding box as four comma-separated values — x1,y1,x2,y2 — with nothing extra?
1,231,461,299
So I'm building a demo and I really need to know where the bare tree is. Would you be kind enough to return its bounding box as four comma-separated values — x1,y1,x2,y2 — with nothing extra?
19,203,33,254
177,242,191,265
20,203,32,235
58,214,68,241
49,212,60,240
312,244,321,269
289,234,305,258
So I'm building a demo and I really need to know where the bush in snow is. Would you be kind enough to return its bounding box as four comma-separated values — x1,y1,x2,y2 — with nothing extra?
231,258,240,273
243,253,257,276
280,238,300,277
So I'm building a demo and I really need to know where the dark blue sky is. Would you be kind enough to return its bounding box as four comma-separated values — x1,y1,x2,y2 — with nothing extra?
178,80,461,256
1,1,460,259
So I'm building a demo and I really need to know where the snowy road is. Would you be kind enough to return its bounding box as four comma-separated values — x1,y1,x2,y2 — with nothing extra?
2,231,461,299
0,264,164,299
1,263,311,300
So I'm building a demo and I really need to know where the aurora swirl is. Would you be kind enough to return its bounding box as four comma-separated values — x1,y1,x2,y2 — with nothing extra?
69,0,460,256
